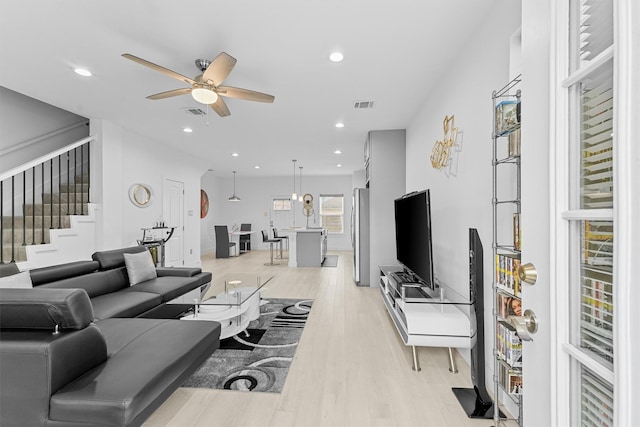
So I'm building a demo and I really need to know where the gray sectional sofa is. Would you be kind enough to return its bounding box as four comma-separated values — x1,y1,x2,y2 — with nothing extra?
0,246,221,427
29,245,212,319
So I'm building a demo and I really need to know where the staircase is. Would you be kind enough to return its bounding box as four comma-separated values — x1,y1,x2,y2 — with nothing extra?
1,176,90,263
0,137,94,266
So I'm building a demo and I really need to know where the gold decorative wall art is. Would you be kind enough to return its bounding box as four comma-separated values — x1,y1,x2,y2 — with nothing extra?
430,115,459,169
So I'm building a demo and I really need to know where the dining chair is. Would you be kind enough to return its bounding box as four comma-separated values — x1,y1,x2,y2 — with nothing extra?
272,228,288,259
239,223,251,253
215,225,237,258
261,230,280,266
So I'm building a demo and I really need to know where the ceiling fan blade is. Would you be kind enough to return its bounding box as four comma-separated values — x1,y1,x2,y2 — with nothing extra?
122,53,196,85
217,86,275,103
146,88,192,100
202,52,237,86
209,96,231,117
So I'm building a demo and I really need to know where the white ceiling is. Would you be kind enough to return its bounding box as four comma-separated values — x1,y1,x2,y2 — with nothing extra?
0,0,499,177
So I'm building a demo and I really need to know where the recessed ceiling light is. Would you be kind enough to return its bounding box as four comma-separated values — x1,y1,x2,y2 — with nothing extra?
329,52,344,63
183,127,193,133
335,122,344,128
334,150,342,155
254,165,260,169
232,153,239,157
74,68,92,77
336,164,343,168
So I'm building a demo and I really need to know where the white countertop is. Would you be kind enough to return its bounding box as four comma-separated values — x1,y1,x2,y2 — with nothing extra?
281,227,326,233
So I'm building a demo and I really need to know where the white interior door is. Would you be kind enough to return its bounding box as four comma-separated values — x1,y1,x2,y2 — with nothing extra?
163,178,184,266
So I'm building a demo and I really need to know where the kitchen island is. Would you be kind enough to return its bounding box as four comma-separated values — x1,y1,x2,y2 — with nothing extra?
281,227,327,267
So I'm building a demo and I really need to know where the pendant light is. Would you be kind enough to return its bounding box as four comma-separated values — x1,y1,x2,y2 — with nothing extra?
228,171,240,202
298,166,303,202
291,160,298,200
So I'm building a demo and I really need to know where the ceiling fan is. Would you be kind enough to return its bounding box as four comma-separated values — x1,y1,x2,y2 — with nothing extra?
122,52,275,117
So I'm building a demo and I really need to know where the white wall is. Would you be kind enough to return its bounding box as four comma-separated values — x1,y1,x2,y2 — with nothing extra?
200,173,353,254
91,120,209,267
404,0,521,412
0,86,88,173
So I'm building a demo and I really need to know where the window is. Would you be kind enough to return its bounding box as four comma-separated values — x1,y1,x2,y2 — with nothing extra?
319,194,344,234
556,1,616,425
272,198,291,211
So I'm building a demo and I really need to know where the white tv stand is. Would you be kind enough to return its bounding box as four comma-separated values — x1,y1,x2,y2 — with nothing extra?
378,265,477,371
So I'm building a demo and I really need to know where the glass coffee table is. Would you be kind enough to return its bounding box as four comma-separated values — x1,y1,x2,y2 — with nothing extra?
180,274,274,339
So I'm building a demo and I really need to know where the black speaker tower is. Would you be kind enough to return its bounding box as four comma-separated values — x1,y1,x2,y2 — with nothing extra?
452,228,504,419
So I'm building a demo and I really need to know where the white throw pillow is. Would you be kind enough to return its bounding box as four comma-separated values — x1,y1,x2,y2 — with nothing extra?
123,250,157,286
0,271,33,288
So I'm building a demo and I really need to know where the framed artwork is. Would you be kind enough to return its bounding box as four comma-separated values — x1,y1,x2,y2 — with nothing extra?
200,189,209,218
129,184,153,208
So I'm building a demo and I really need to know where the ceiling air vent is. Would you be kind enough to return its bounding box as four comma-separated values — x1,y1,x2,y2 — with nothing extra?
353,100,375,109
183,107,207,116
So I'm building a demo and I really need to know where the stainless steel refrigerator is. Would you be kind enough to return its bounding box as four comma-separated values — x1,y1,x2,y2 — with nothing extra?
351,188,370,286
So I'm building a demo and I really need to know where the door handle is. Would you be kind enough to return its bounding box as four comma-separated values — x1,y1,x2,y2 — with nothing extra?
507,309,539,341
518,262,538,285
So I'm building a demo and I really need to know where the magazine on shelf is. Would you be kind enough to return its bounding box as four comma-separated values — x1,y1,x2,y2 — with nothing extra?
513,213,521,251
495,253,521,296
509,373,523,395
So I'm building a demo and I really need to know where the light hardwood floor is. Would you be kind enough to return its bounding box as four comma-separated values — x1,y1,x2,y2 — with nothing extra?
144,250,515,427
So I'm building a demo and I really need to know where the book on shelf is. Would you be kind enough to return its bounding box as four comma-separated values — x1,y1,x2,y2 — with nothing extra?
497,321,522,368
495,253,521,296
513,213,521,251
508,128,521,157
498,362,523,395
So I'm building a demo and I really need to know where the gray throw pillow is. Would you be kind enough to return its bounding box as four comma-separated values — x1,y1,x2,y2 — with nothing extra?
0,271,33,288
123,250,157,285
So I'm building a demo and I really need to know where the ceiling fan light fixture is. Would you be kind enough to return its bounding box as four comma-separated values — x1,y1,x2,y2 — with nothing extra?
192,87,218,104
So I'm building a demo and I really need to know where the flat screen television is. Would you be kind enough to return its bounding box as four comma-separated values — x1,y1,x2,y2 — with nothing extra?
394,190,435,290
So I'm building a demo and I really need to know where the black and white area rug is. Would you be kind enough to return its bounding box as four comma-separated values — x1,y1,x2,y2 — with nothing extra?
182,298,313,393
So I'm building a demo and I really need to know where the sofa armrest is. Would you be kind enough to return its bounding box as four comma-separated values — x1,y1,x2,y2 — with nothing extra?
155,267,202,277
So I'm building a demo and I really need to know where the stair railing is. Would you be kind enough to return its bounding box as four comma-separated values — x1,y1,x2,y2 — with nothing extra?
0,135,94,263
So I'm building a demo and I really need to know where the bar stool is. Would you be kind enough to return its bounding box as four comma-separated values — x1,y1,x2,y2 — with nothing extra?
261,230,280,266
273,228,288,259
239,223,251,253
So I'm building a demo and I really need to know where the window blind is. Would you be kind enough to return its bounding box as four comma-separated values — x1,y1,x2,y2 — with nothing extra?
581,68,613,210
580,366,613,426
581,220,613,364
578,0,613,63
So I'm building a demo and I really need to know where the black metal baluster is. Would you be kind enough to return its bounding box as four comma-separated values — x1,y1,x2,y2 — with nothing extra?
11,176,15,262
66,153,70,219
32,167,35,244
41,163,45,244
50,159,53,231
1,180,4,264
87,143,91,205
80,144,84,214
74,147,77,215
58,155,62,228
22,171,26,246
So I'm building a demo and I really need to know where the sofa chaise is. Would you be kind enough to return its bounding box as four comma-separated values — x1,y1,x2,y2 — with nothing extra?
0,246,221,426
